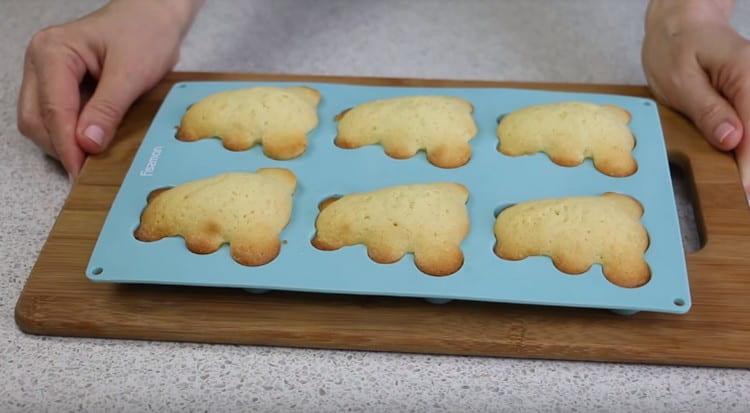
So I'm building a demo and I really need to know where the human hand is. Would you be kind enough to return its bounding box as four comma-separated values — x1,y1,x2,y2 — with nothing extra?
642,0,750,193
17,0,203,179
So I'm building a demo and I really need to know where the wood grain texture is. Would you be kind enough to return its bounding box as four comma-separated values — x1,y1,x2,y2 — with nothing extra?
15,72,750,367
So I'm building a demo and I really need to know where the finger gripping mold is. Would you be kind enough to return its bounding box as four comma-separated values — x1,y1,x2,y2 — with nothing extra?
494,193,651,288
311,183,470,276
134,168,297,266
497,101,637,177
177,86,321,160
335,96,477,168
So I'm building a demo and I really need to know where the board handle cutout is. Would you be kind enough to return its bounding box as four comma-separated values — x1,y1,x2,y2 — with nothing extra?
667,157,706,253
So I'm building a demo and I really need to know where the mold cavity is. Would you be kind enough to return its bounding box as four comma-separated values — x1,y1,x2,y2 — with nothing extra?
147,186,172,202
496,114,506,124
318,195,342,211
134,187,173,242
334,107,352,121
92,267,103,275
333,137,346,149
493,204,515,218
492,195,653,289
674,298,685,307
668,160,704,253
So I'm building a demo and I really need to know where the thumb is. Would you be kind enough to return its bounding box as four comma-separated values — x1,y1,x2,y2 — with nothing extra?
670,69,743,151
76,66,142,154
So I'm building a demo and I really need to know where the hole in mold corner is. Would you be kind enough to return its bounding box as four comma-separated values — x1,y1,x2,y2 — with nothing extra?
643,101,652,106
674,298,685,307
496,114,506,124
667,157,705,253
178,84,187,89
92,267,103,276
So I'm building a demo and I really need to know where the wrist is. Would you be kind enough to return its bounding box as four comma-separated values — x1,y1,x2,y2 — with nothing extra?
161,0,205,37
646,0,734,33
106,0,204,38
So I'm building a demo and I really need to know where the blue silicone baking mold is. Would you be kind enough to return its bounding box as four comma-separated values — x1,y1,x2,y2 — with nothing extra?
86,81,691,314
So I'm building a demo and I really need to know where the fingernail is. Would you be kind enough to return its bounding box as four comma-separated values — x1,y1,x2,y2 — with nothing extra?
83,124,105,146
714,122,736,144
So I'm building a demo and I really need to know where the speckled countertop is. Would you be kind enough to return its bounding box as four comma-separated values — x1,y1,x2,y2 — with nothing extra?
2,1,750,411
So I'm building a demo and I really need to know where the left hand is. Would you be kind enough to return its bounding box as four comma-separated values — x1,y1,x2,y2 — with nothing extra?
643,0,750,193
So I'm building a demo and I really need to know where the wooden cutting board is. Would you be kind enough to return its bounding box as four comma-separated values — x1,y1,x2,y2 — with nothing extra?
15,72,750,368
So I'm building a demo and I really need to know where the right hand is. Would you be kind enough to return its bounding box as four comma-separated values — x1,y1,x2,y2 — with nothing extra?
642,0,750,194
17,0,202,178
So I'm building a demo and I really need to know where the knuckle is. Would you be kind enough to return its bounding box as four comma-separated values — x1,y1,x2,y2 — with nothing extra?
667,66,692,89
697,101,724,125
666,55,697,84
29,26,64,50
17,119,33,138
725,73,750,103
39,100,76,126
735,75,750,95
89,99,124,123
39,101,60,121
666,72,683,89
17,111,37,137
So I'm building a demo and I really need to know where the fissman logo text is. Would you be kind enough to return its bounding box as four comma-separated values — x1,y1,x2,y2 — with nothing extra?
140,146,163,176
